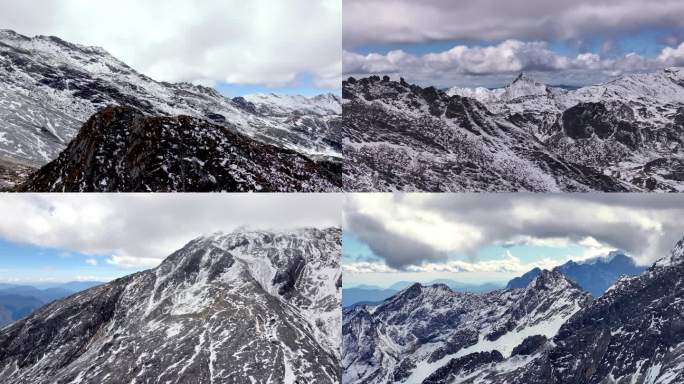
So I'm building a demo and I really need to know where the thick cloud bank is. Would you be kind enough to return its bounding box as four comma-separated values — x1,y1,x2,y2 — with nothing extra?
343,40,684,87
344,194,684,271
0,194,342,268
0,0,341,88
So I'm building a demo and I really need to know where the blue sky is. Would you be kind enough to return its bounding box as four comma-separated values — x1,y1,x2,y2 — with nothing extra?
0,239,139,284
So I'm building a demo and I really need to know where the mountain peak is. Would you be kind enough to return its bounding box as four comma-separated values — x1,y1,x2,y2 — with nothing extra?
0,29,28,40
669,236,684,264
654,236,684,267
579,250,633,265
531,269,573,290
503,72,549,99
512,72,529,83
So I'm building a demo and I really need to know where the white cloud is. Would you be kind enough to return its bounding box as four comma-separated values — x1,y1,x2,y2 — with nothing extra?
343,40,680,87
345,194,684,268
0,0,341,88
658,42,684,66
0,194,342,269
343,261,396,274
85,258,98,266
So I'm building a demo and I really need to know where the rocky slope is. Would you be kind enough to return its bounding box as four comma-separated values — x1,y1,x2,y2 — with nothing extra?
0,228,342,384
0,29,341,186
344,68,684,191
17,106,341,192
343,76,631,192
342,270,591,383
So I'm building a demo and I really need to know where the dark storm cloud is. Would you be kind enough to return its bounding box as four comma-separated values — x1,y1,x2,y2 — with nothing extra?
346,210,447,269
346,194,684,268
344,0,684,48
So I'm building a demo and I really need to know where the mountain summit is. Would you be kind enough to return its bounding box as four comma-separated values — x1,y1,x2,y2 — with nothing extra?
0,228,342,384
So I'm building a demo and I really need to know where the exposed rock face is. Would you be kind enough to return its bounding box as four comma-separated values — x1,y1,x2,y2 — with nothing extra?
17,106,342,192
342,271,591,383
0,228,342,384
343,76,631,192
345,68,684,191
0,29,341,168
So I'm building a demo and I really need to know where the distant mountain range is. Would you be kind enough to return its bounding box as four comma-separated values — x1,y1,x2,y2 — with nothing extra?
507,251,646,297
343,68,684,192
0,281,102,327
0,29,341,191
342,279,504,307
343,238,684,383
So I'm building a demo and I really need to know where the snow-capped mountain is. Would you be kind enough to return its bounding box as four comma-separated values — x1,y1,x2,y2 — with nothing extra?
352,237,684,384
507,251,646,297
0,29,341,187
344,69,684,191
343,76,629,192
17,106,342,192
0,228,342,384
514,236,684,384
342,270,591,383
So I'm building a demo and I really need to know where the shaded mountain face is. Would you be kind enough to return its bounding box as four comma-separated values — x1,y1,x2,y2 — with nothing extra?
554,252,646,297
342,270,591,384
344,68,684,192
506,267,542,289
17,106,342,192
0,29,341,186
0,228,342,384
343,76,630,192
507,252,646,297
